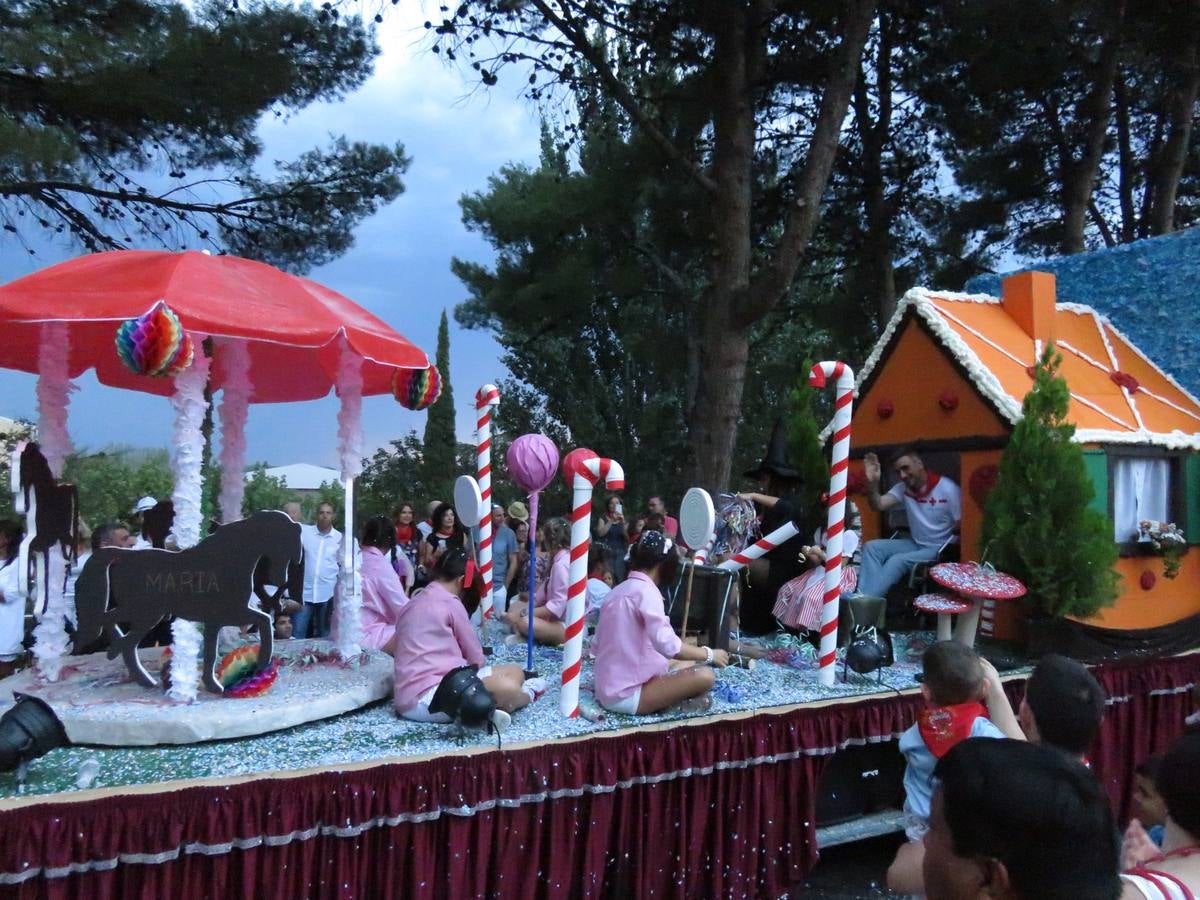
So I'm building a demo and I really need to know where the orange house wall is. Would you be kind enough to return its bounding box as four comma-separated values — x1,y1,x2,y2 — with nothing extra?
847,315,1200,635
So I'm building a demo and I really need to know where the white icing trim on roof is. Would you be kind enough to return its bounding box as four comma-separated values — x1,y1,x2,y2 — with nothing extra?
847,286,1200,449
1056,302,1098,315
1074,429,1200,450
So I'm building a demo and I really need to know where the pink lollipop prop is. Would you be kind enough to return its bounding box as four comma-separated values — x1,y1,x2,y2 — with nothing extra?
506,434,561,675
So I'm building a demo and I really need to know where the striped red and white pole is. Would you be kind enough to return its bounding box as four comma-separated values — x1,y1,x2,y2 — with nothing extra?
716,522,802,572
809,360,855,687
562,456,625,716
474,384,501,623
692,532,716,566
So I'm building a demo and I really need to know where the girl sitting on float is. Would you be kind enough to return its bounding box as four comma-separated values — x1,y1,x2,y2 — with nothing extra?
592,530,730,715
772,499,862,635
503,516,571,646
393,548,545,728
358,514,410,653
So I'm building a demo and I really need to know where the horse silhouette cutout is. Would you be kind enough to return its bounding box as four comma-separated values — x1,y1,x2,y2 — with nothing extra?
74,510,304,693
10,441,79,614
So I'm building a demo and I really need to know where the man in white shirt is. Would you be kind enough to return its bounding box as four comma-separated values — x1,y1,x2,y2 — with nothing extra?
293,501,341,639
858,447,961,598
416,499,441,540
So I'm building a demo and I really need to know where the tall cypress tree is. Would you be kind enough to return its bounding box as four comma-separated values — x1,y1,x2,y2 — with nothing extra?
421,311,458,501
982,347,1119,619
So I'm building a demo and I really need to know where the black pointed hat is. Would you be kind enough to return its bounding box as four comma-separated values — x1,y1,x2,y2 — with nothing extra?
743,419,802,480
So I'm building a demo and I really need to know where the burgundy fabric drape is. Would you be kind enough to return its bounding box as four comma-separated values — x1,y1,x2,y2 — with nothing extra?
1,652,1195,899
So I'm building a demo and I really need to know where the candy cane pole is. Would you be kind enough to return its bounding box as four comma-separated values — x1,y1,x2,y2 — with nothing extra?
717,522,802,572
474,384,501,626
562,457,624,717
809,361,855,687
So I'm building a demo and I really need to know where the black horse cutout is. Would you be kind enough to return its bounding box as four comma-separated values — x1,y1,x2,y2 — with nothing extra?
13,442,79,614
74,510,304,693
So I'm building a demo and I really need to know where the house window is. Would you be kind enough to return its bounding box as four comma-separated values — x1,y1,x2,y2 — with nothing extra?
1111,456,1173,543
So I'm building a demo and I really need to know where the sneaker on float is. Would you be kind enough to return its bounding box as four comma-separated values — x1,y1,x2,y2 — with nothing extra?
522,676,548,702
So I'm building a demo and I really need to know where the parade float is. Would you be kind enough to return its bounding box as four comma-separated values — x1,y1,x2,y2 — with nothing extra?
0,253,1194,898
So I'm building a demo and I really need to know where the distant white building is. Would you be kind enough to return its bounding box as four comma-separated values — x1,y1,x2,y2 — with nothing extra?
249,463,340,495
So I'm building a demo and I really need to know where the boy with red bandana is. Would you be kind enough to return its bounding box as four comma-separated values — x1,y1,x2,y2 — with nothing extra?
887,641,1024,893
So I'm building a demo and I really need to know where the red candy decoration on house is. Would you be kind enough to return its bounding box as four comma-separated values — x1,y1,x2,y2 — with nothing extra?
938,389,959,411
1140,570,1157,591
1110,370,1141,393
876,399,894,419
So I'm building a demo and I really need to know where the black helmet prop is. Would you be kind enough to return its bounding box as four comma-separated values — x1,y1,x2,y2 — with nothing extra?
429,665,496,730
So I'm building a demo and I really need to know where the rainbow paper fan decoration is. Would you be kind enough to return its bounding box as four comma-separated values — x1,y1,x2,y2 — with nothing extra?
391,364,442,410
115,301,194,377
214,644,279,698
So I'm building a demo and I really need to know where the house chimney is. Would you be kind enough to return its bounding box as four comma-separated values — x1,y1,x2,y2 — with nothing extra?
1001,271,1056,344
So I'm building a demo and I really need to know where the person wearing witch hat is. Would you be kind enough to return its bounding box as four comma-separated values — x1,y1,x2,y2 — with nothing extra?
734,420,818,634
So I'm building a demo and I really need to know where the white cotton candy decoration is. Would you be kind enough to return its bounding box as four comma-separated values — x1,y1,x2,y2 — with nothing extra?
217,339,252,523
336,338,364,481
32,545,70,681
36,322,74,478
168,619,204,703
334,542,363,660
333,338,363,658
167,347,210,703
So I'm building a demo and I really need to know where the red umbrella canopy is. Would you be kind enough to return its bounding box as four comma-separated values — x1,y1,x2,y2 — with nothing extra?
0,250,431,402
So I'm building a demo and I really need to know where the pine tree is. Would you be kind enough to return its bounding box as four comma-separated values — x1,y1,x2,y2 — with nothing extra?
421,311,458,501
786,361,830,514
981,347,1119,618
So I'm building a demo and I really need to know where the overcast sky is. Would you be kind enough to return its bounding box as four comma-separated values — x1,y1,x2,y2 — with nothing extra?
0,9,541,469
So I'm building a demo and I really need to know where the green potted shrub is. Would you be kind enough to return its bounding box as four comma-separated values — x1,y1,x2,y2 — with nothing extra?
981,347,1119,653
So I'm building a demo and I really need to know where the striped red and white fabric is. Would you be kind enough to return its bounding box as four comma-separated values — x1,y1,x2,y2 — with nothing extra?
773,566,859,632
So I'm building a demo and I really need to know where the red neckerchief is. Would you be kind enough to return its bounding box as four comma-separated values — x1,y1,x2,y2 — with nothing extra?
918,701,986,758
906,470,942,500
394,523,415,543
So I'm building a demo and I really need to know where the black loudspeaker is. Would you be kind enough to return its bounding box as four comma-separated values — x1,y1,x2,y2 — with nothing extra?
814,742,906,827
664,563,736,651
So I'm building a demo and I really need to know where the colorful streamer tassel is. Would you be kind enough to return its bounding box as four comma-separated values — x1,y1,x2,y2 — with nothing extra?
215,644,278,697
115,301,194,377
391,364,442,410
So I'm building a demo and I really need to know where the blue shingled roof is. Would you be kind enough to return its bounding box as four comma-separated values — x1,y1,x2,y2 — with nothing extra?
966,227,1200,400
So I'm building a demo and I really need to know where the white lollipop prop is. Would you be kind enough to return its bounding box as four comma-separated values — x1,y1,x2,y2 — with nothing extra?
453,475,487,528
677,488,716,642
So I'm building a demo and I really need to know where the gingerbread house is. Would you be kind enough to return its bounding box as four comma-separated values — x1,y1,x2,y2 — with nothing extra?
848,271,1200,648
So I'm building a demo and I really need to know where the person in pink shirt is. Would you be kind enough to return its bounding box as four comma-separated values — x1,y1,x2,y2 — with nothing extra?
503,517,571,646
592,530,730,715
393,549,545,727
358,515,409,653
